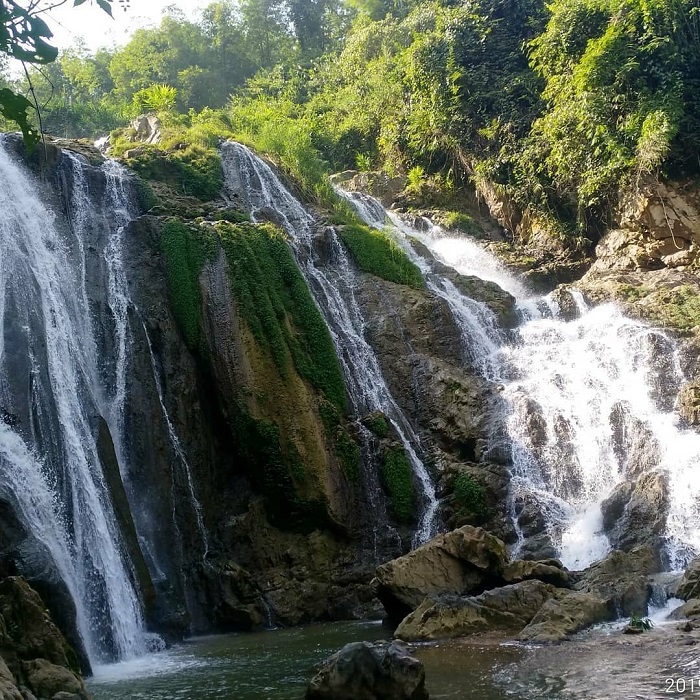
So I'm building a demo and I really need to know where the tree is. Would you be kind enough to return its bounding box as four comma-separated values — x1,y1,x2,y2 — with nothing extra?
0,0,123,147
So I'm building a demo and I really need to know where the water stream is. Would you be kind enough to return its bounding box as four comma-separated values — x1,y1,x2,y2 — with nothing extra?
339,188,700,571
0,140,146,663
220,142,439,546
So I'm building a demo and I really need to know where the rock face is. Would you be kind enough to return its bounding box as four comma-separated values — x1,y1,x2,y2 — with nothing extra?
306,641,428,700
374,526,509,624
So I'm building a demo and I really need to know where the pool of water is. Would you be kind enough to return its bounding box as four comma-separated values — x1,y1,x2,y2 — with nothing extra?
88,620,700,700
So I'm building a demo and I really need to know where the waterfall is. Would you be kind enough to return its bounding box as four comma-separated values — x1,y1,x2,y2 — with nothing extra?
0,140,146,663
339,187,700,572
220,142,438,546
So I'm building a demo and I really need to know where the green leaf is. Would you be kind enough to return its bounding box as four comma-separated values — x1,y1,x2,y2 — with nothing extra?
96,0,114,17
0,88,40,152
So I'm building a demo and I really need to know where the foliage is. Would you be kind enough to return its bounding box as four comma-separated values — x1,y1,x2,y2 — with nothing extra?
381,446,416,523
119,143,224,201
362,412,389,438
441,211,481,237
628,613,654,631
216,221,347,410
453,473,486,518
339,224,424,288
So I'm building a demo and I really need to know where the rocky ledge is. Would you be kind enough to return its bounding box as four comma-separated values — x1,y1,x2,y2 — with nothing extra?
373,525,658,644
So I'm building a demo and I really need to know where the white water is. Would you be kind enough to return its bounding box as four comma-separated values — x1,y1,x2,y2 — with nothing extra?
0,141,147,663
339,188,700,571
220,143,438,546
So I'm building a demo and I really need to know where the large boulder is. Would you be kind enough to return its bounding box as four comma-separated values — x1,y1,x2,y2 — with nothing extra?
518,590,611,643
374,526,508,624
306,641,428,700
677,557,700,601
502,559,571,589
575,546,655,616
395,579,556,641
22,660,88,700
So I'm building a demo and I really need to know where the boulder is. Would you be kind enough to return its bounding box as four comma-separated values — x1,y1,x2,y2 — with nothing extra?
502,559,571,589
677,557,700,601
306,641,428,700
518,590,611,643
374,526,508,624
21,660,88,700
395,579,556,641
669,599,700,620
678,382,700,427
575,547,655,617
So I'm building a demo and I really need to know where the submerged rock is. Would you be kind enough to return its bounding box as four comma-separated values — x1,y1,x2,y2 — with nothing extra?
306,641,428,700
374,526,508,625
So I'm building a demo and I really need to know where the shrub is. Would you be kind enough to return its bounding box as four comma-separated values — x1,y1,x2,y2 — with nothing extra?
381,446,416,523
453,473,486,518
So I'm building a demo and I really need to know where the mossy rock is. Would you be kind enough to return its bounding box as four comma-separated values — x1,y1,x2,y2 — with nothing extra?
380,446,416,524
361,412,390,439
339,224,425,289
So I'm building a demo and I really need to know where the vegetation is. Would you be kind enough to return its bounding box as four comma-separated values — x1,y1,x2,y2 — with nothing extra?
339,224,424,288
4,0,698,250
453,473,487,519
320,401,362,482
628,613,654,632
216,221,347,410
362,412,390,438
160,219,217,350
381,446,416,523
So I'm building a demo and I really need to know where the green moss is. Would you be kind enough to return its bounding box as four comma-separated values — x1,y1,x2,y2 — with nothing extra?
362,413,389,438
132,176,160,211
453,473,486,519
381,446,416,524
442,211,482,237
160,220,217,350
319,400,361,482
339,224,425,289
211,208,250,224
646,285,700,333
123,144,223,201
217,221,347,411
230,403,331,533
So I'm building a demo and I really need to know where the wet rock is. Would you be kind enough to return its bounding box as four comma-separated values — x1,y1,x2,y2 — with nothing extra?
395,579,556,641
518,590,611,642
601,473,668,563
678,381,700,427
669,599,700,620
575,547,655,616
374,526,508,625
306,640,428,700
21,660,88,700
677,557,700,601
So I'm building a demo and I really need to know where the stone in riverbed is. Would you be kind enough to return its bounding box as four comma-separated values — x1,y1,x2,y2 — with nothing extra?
518,590,611,643
395,579,557,641
374,526,508,625
306,641,428,700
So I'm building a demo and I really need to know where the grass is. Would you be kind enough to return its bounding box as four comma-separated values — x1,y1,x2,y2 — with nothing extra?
339,224,425,289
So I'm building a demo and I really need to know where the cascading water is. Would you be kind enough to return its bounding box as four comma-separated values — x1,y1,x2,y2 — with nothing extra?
0,140,147,664
339,186,700,572
220,142,438,547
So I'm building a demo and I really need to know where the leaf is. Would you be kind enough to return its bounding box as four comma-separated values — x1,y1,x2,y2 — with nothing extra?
0,88,40,152
73,0,89,5
96,0,114,17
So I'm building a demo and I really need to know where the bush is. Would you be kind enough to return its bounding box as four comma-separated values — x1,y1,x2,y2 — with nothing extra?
453,473,486,518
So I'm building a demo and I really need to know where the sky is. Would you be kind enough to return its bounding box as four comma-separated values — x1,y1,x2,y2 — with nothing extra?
43,0,210,52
